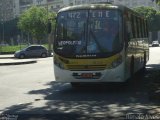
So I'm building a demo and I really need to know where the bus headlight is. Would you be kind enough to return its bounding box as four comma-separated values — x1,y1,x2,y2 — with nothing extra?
111,56,122,68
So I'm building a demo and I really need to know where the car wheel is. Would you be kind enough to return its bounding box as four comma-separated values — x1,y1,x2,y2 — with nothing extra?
19,54,25,59
41,53,47,58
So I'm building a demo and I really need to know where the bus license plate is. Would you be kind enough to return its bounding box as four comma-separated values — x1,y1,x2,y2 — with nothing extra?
72,73,102,79
81,73,93,78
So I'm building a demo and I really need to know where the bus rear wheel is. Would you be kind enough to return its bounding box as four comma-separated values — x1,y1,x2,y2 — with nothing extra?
143,52,146,70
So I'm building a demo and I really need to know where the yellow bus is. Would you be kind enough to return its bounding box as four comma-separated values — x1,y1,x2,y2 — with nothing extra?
53,3,149,87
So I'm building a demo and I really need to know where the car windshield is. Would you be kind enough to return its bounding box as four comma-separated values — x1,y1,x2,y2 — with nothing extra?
54,10,123,58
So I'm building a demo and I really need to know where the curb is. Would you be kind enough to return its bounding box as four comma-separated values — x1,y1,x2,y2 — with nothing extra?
0,60,37,66
0,57,14,59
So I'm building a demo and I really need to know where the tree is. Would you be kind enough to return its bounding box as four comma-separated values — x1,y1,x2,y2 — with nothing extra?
133,6,160,32
152,0,160,5
18,6,56,43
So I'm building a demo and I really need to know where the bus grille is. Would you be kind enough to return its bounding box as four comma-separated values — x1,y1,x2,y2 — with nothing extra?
66,65,107,71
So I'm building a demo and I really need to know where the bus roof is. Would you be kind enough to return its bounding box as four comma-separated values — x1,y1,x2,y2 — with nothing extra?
59,3,119,12
58,3,144,18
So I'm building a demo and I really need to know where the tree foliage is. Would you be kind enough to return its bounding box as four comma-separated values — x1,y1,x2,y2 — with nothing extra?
18,6,56,42
133,6,160,31
154,0,160,5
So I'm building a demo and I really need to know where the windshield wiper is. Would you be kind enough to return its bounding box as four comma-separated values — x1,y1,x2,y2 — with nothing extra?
90,30,106,52
78,23,87,53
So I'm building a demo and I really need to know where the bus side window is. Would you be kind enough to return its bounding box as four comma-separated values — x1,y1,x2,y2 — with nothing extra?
131,15,135,38
144,20,147,37
138,18,142,38
141,19,145,38
124,13,130,48
136,17,140,38
146,21,149,37
126,13,132,39
133,16,138,38
140,19,143,38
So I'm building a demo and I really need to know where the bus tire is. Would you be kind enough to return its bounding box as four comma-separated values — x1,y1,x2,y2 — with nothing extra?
143,52,146,71
130,56,134,78
139,52,146,74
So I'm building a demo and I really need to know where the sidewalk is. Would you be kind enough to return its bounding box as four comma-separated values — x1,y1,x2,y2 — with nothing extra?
0,54,37,66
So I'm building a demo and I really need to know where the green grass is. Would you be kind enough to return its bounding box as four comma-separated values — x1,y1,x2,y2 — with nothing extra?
0,45,28,52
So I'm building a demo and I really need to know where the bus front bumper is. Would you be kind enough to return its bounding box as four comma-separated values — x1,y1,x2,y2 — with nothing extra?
54,62,125,83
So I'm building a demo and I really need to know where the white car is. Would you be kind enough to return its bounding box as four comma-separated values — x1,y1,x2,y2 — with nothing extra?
152,41,159,47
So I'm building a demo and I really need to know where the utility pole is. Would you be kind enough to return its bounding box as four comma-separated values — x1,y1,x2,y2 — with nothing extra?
0,2,2,53
47,1,52,56
0,1,5,53
2,19,4,44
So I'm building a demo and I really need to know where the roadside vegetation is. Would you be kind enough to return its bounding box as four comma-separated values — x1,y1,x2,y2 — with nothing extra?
18,6,56,43
0,6,56,53
1,45,27,53
0,44,51,53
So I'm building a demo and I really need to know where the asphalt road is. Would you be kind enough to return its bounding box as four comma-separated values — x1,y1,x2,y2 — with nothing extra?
0,48,160,120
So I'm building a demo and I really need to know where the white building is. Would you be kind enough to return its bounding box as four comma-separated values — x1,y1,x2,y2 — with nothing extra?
13,0,64,17
13,0,114,17
74,0,114,5
11,0,160,19
14,0,47,17
0,0,15,21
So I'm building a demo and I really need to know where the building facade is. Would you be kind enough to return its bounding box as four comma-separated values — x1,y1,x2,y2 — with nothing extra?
12,0,114,17
0,0,14,22
114,0,159,10
14,0,46,17
0,0,159,21
13,0,64,17
74,0,114,5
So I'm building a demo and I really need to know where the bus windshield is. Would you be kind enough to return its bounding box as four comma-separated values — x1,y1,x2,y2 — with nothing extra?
54,10,123,58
